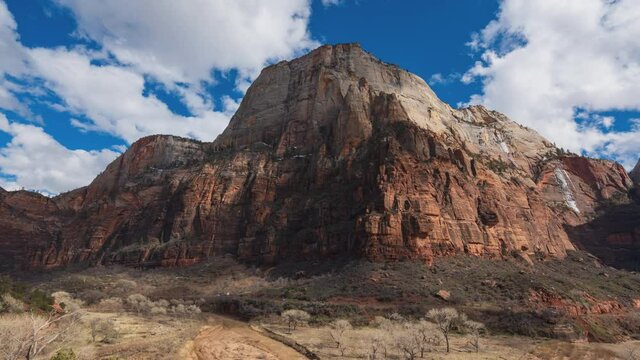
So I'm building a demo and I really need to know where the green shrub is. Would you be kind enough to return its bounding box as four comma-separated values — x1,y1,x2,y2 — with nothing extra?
27,289,54,312
50,348,76,360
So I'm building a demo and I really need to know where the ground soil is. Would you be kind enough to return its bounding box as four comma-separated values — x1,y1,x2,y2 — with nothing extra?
178,315,305,360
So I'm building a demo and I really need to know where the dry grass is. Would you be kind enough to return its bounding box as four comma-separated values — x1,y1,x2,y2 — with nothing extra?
63,311,203,360
262,321,640,360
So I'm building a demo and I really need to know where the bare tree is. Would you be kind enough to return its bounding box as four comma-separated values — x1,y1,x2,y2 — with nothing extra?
427,307,459,353
414,319,440,357
463,319,485,352
0,314,32,360
25,310,83,359
90,318,100,343
372,330,391,359
0,310,82,360
366,335,381,360
281,309,311,331
395,325,420,360
329,319,352,356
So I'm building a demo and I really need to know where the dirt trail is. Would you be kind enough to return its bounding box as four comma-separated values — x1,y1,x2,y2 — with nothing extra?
178,315,306,360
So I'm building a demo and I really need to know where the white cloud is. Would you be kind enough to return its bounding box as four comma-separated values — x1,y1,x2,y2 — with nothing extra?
321,0,343,6
55,0,317,87
428,72,460,86
0,2,25,75
463,0,640,169
0,2,34,117
28,47,231,143
0,0,318,194
0,114,119,193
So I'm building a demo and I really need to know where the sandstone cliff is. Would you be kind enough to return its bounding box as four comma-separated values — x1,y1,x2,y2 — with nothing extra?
0,44,634,270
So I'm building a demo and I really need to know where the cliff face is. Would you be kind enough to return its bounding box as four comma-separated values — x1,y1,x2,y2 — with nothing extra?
631,159,640,187
0,44,634,269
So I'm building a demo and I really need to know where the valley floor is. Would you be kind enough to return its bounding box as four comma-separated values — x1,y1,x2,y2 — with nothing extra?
4,253,640,359
59,311,640,359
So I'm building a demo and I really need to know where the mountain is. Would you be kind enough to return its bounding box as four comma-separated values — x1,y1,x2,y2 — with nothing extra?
0,43,634,270
631,159,640,186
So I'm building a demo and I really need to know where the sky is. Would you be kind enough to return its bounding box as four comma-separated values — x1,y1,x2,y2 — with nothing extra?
0,0,639,195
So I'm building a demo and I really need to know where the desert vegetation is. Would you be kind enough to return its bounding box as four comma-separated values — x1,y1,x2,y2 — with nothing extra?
267,308,485,359
0,252,639,359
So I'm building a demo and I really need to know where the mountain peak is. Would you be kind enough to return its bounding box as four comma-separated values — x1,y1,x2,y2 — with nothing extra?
214,43,556,177
0,45,635,270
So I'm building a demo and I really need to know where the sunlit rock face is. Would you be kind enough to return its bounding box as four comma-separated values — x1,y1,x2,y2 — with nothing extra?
0,44,633,269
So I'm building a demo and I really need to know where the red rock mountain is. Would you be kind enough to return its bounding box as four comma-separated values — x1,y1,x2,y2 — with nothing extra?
0,44,635,270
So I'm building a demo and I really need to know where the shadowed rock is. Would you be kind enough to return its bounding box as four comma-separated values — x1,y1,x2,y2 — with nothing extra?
0,43,634,270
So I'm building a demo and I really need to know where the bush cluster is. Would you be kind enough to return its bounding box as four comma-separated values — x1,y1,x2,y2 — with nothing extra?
125,294,201,317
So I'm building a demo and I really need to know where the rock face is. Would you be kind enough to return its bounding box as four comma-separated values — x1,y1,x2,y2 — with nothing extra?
0,44,634,270
565,158,640,271
629,159,640,195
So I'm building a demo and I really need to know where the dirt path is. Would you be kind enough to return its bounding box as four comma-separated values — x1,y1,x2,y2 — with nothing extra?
178,315,307,360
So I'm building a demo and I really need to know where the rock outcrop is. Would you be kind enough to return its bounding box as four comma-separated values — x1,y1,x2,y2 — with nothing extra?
0,44,634,270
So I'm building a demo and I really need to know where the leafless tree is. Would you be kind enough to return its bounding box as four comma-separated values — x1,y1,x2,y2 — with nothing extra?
25,310,82,359
427,307,459,353
463,319,485,352
414,319,440,357
0,309,82,360
329,319,352,356
395,326,420,360
281,309,311,331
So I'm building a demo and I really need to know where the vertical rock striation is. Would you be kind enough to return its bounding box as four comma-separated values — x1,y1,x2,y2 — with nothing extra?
0,44,634,269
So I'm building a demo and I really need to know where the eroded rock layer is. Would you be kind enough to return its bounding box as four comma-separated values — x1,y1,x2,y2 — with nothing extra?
0,44,635,270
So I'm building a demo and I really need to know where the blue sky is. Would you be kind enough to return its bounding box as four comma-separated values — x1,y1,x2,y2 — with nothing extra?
0,0,638,194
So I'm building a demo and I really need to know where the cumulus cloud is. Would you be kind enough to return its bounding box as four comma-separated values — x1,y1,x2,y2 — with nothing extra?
463,0,640,169
55,0,317,87
0,0,318,193
0,114,119,193
28,47,231,143
0,2,33,117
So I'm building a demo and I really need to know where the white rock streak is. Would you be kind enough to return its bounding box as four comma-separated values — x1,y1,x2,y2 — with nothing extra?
554,168,580,213
495,132,510,154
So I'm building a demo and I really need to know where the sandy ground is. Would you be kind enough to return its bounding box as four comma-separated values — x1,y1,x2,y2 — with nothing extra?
178,315,306,360
61,312,305,360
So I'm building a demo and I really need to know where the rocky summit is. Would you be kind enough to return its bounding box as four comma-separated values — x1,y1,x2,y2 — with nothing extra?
0,43,636,270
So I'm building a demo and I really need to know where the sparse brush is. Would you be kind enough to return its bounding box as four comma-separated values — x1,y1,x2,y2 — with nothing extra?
281,309,311,331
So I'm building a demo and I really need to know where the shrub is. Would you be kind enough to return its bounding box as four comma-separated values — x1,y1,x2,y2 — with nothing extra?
50,348,76,360
78,289,105,305
1,294,24,313
92,319,119,344
329,319,352,356
52,292,84,313
102,279,138,298
0,313,32,359
124,294,201,317
463,319,486,352
96,298,124,313
281,309,311,331
27,289,54,312
387,312,405,323
126,294,152,314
